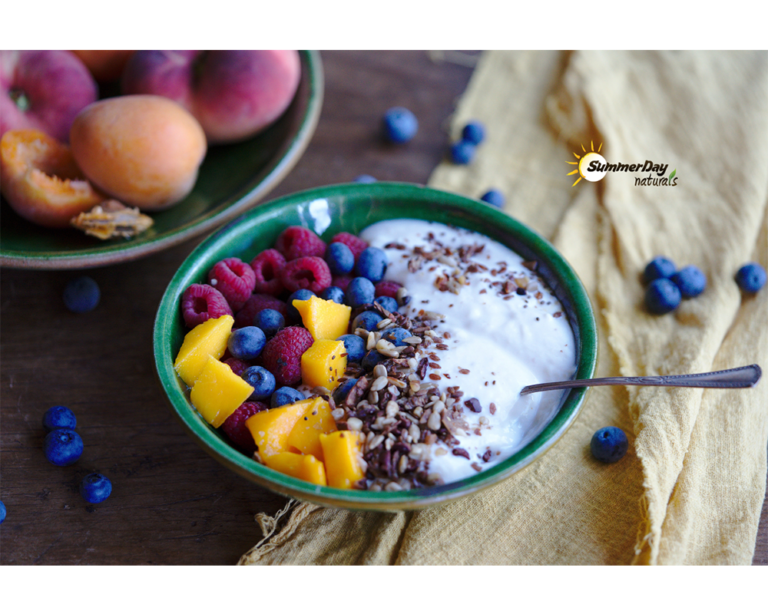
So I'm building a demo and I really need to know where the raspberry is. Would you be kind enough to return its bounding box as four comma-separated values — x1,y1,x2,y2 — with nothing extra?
250,249,286,296
275,226,326,261
235,294,288,329
331,275,354,292
330,232,368,261
207,257,256,312
223,357,250,377
280,256,332,294
181,284,233,328
375,280,402,299
221,401,268,453
261,326,314,386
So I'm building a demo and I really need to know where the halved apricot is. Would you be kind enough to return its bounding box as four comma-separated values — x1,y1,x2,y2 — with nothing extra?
0,129,105,228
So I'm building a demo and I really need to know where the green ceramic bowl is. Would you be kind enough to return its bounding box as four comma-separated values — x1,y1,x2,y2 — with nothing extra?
153,183,597,510
0,51,323,270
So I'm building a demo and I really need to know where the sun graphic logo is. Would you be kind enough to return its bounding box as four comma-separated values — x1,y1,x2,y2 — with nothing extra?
567,141,606,186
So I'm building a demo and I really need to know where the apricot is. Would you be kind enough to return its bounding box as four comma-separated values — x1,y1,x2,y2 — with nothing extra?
69,95,207,210
71,51,134,82
0,129,105,228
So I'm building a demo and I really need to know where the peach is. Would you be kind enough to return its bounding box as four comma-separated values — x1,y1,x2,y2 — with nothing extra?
70,95,207,210
0,129,105,228
71,50,135,82
121,50,301,144
0,50,98,142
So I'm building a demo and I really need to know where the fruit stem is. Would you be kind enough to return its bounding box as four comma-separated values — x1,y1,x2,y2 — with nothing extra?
9,89,30,112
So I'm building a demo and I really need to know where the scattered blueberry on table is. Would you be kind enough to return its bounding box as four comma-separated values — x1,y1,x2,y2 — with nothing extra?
42,405,77,431
480,189,505,208
735,262,766,293
63,276,100,313
79,473,112,504
353,174,377,183
461,121,485,145
450,140,476,165
645,278,681,314
671,265,707,298
591,426,629,463
643,256,676,284
44,428,83,466
0,501,6,524
383,107,418,143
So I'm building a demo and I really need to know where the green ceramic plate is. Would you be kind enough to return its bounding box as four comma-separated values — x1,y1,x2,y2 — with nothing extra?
0,51,323,270
153,183,597,510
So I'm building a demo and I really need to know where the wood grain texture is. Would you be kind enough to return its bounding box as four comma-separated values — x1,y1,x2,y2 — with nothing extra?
1,50,765,565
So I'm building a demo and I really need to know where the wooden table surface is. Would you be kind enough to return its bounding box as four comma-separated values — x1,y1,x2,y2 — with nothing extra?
1,51,766,565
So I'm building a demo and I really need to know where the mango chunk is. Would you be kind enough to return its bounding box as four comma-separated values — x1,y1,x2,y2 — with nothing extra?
287,397,337,460
292,295,351,341
174,314,234,386
300,339,347,391
264,451,327,486
245,398,314,458
320,430,364,489
190,356,254,428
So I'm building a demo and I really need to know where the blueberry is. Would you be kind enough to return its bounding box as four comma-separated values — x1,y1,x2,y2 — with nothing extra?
383,106,418,143
480,189,505,208
337,334,366,363
381,327,409,347
462,121,485,145
345,277,375,308
63,276,100,313
44,428,83,466
361,349,386,370
643,256,676,284
450,140,476,165
591,426,629,463
287,289,315,322
0,501,5,524
671,265,707,298
355,247,388,282
271,386,305,408
228,327,266,360
373,296,399,313
354,174,377,183
242,366,276,401
735,262,767,293
253,309,285,337
325,242,355,275
42,405,77,431
352,310,383,332
645,278,681,314
320,286,345,304
333,378,359,403
79,473,112,504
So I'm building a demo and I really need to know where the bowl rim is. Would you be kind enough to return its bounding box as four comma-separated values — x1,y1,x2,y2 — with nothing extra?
0,50,324,270
153,182,598,510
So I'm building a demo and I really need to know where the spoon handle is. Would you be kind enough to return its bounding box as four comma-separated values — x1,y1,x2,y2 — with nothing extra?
520,364,762,395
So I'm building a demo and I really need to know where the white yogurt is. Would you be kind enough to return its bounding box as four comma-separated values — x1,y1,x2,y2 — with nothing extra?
360,219,576,484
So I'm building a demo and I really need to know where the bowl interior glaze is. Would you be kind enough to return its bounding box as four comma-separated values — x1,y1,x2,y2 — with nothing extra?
153,182,597,510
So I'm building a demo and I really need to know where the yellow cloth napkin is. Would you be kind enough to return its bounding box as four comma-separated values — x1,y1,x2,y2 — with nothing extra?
240,51,768,565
